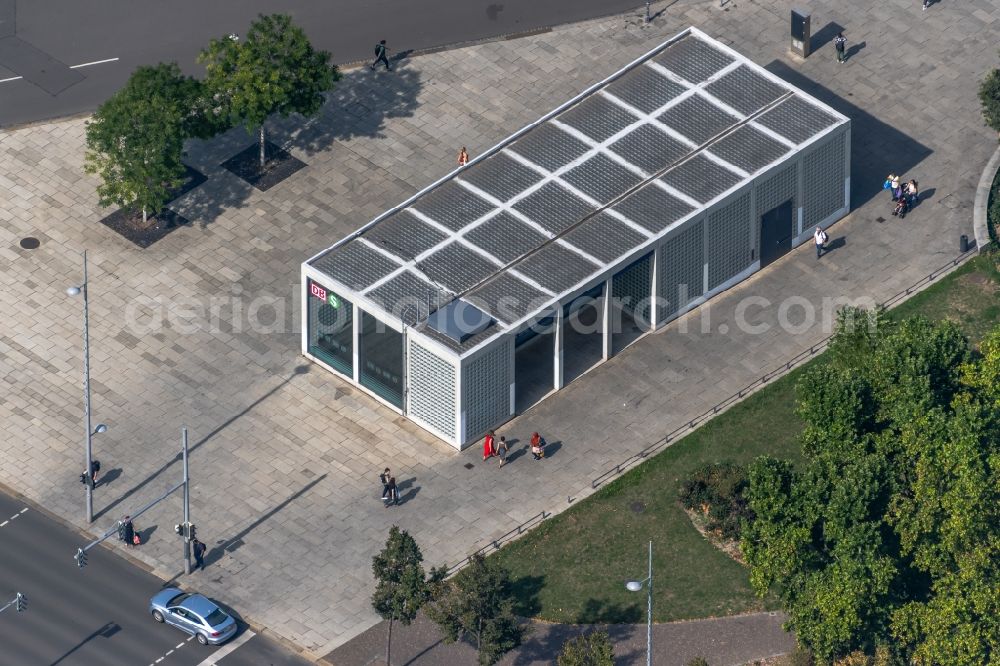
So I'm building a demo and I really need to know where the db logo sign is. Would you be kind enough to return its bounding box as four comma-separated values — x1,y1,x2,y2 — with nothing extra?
310,282,327,302
310,282,342,309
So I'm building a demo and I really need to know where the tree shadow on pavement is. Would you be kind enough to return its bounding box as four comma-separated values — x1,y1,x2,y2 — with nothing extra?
172,64,423,227
95,364,311,522
509,622,644,666
765,60,932,212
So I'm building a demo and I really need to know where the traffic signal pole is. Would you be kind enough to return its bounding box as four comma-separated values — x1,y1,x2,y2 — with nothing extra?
74,427,193,571
0,593,26,614
182,427,191,575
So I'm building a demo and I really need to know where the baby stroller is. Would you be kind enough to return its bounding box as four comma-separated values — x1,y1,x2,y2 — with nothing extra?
892,196,909,219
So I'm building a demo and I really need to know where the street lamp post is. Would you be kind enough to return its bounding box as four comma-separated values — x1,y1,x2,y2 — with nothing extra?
626,540,653,666
67,250,104,524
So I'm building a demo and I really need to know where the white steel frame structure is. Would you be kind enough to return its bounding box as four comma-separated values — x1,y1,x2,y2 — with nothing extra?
302,26,851,449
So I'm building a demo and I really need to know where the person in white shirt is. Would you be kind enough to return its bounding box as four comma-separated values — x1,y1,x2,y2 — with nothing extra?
814,226,829,259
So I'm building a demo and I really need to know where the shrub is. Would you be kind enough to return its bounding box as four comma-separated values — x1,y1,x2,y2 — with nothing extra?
979,66,1000,134
678,462,753,540
783,647,815,666
687,658,710,666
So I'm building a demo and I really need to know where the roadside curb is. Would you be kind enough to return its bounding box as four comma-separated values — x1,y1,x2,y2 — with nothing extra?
0,480,320,663
0,0,666,131
972,140,1000,252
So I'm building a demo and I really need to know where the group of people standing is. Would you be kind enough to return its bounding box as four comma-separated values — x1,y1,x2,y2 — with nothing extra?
377,430,551,505
885,174,919,218
483,430,547,465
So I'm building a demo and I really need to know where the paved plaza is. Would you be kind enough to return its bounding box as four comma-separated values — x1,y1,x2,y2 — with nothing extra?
1,0,998,659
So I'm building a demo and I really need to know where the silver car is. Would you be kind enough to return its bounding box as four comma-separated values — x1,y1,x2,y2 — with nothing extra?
149,588,238,645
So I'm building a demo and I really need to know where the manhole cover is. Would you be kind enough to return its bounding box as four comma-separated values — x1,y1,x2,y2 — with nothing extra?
19,237,40,249
629,501,646,514
464,463,475,470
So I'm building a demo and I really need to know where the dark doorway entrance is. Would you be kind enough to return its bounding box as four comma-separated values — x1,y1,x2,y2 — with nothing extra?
514,314,555,413
759,199,794,268
562,284,605,385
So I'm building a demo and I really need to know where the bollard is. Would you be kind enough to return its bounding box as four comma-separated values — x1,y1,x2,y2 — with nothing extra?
960,234,969,253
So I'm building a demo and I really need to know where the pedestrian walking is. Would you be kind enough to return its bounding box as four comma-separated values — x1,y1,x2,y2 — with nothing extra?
380,467,392,503
371,40,392,71
922,0,930,10
90,459,101,485
834,32,847,63
457,147,469,166
891,175,902,201
483,430,497,461
905,180,919,207
192,538,207,571
530,432,546,460
497,436,509,469
385,477,399,506
814,226,829,259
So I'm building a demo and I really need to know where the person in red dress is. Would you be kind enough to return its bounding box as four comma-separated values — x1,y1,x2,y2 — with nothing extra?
483,430,497,460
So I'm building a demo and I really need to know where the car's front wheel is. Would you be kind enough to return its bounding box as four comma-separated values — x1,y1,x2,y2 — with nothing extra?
196,633,208,645
152,610,164,623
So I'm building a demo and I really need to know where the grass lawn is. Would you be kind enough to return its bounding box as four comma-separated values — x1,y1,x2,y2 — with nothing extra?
493,252,1000,625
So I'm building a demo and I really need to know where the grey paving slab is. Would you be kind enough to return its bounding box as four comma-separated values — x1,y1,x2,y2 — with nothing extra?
1,0,998,661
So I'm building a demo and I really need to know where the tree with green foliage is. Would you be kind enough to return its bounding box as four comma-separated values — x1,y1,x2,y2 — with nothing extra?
198,13,339,168
371,526,432,666
84,63,216,224
979,63,1000,134
557,630,615,666
426,553,524,665
741,310,1000,664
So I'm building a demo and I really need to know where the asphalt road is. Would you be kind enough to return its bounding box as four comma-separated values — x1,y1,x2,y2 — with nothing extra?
0,490,311,666
0,0,641,127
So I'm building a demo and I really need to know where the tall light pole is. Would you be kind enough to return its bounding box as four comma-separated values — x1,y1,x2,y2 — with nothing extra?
626,540,653,666
67,250,105,524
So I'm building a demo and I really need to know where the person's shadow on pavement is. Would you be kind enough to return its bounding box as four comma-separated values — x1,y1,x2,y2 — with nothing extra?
395,478,420,505
846,41,867,61
96,468,122,489
825,237,847,254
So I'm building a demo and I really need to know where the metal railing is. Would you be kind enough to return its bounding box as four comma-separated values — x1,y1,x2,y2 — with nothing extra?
446,510,549,576
590,247,981,490
445,246,982,574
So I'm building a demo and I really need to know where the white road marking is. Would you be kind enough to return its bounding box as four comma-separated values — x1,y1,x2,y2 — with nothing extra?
193,630,256,666
19,508,27,514
0,57,119,84
147,630,195,665
69,57,119,69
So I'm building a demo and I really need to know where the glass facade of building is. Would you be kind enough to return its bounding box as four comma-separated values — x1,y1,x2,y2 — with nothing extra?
307,279,353,378
358,310,404,408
